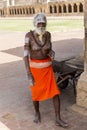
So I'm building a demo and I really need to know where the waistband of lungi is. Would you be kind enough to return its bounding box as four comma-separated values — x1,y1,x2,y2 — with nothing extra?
29,57,52,68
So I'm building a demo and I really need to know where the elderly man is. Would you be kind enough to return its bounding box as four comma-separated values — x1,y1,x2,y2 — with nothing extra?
23,13,68,128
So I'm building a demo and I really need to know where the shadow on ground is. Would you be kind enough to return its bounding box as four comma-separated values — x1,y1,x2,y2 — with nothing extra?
1,38,83,59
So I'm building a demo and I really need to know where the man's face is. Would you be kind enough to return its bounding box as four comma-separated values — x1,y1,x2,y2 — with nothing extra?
35,22,46,35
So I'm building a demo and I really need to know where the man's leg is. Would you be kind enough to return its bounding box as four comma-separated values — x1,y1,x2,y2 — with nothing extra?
33,101,41,123
53,95,68,128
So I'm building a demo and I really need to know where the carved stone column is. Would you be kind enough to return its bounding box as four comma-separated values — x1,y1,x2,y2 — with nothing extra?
52,5,54,13
6,0,10,16
77,3,80,13
66,4,68,13
46,3,50,14
72,4,74,13
57,5,59,14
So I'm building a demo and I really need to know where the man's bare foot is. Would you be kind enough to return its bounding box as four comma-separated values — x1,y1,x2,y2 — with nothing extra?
56,119,68,128
33,112,41,123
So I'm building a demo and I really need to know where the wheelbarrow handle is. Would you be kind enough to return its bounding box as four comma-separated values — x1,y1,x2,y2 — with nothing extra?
57,75,71,85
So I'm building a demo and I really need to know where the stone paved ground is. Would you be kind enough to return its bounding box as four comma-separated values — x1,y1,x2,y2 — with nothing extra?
0,25,87,130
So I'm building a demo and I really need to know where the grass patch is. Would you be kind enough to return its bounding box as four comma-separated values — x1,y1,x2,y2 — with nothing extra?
0,19,33,31
0,19,83,32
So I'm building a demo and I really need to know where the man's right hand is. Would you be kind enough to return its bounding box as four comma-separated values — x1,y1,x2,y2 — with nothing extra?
27,73,34,86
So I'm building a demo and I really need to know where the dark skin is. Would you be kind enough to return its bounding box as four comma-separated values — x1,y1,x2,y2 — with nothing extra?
37,22,46,27
24,22,68,128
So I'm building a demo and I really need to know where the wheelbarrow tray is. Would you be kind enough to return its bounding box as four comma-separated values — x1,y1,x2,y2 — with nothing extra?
52,60,78,94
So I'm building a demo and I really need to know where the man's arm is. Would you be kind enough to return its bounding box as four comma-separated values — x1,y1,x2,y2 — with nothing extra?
48,32,55,60
23,34,34,86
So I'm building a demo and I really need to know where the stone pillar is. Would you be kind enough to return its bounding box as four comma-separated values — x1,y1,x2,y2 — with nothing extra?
46,3,50,14
24,8,26,15
57,5,59,13
72,4,74,13
61,6,63,13
52,6,54,13
77,3,80,13
22,9,24,15
66,4,68,13
6,0,10,16
75,0,87,111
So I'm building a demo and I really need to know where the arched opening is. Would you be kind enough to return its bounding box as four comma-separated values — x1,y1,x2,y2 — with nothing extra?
27,8,30,14
54,5,57,13
14,9,16,15
50,6,52,13
40,8,42,12
73,3,77,12
63,4,67,13
2,10,4,15
59,5,62,13
1,10,2,15
9,9,11,15
32,8,35,14
3,10,5,15
17,9,19,14
68,4,72,13
29,8,31,14
1,10,3,15
79,3,83,12
20,9,22,14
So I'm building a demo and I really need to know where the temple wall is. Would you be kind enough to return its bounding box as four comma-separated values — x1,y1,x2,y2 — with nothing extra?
0,0,84,17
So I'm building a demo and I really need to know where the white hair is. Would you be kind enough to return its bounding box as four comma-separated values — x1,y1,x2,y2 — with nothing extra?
33,13,47,26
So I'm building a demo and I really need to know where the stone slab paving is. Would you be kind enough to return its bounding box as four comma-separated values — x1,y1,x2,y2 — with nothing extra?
0,29,87,130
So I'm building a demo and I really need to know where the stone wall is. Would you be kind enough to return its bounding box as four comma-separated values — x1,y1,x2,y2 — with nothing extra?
0,0,84,17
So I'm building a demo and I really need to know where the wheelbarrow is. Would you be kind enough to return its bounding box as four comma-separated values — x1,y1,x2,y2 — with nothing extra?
52,59,83,96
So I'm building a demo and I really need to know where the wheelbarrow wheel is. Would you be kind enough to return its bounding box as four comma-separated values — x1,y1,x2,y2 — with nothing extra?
57,79,69,89
54,72,69,89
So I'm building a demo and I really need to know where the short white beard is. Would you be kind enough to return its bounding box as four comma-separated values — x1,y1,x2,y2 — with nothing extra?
35,27,46,35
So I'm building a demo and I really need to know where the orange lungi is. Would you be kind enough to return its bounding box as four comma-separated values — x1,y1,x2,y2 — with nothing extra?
30,58,60,101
